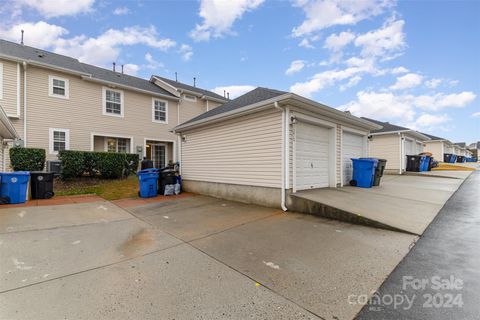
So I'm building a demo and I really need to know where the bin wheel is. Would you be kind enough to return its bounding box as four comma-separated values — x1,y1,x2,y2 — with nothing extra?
0,197,11,205
44,191,54,199
349,180,357,186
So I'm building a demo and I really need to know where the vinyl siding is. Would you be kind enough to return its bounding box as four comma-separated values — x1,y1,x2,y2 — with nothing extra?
368,134,401,171
179,98,222,124
0,59,20,116
423,141,443,161
336,125,341,185
181,109,283,188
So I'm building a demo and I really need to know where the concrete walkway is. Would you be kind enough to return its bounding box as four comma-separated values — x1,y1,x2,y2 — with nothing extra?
292,172,471,235
356,171,480,319
0,195,416,319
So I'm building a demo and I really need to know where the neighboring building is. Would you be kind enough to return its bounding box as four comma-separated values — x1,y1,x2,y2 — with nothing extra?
361,118,430,174
173,87,380,209
0,105,19,170
422,133,454,162
467,142,479,160
0,39,226,171
453,142,467,156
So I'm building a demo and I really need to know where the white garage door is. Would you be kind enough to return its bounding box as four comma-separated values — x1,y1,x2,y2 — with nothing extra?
342,131,365,186
416,141,423,154
295,121,330,190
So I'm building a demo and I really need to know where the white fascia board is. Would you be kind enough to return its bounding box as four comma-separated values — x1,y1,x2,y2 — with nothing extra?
174,93,291,132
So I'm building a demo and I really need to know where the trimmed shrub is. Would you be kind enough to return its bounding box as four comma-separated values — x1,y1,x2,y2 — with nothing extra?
9,147,46,171
58,150,85,179
58,150,139,179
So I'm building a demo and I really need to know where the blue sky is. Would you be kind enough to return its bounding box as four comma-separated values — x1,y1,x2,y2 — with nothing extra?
0,0,478,143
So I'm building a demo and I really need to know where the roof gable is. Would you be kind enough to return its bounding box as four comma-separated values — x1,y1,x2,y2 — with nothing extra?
177,87,287,128
153,76,226,100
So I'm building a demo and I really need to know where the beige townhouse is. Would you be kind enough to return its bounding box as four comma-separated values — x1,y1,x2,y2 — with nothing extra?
0,39,226,171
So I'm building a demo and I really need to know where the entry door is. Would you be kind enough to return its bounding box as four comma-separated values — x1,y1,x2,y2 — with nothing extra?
152,144,166,169
295,121,330,190
342,131,365,186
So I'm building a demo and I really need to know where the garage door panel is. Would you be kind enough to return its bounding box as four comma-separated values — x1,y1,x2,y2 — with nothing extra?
342,132,365,186
295,122,330,190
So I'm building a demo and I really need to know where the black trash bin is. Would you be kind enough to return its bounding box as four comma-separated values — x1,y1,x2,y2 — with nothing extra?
30,172,55,199
406,155,422,172
158,168,177,195
373,159,387,186
443,153,453,163
140,158,154,170
456,156,465,163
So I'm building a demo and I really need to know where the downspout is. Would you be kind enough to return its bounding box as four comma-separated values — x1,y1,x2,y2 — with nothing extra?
22,61,27,146
274,101,288,211
177,98,181,125
398,132,402,175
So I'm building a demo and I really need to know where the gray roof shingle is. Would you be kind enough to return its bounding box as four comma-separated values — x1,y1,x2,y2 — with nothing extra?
0,39,175,98
360,117,409,133
454,142,466,148
177,87,287,128
422,133,448,141
154,76,226,100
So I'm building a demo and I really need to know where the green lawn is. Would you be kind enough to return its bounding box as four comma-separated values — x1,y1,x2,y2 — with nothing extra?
55,175,140,200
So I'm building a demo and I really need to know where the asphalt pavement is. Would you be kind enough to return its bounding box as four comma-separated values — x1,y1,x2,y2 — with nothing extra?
356,171,480,320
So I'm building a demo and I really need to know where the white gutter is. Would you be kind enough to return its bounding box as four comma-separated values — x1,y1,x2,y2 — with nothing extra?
0,105,19,139
23,61,27,146
274,101,288,212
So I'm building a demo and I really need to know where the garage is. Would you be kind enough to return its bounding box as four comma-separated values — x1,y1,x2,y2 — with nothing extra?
342,130,366,186
295,121,331,190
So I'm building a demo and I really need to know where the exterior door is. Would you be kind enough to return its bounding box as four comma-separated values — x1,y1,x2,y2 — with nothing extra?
295,121,330,190
152,144,166,169
342,131,365,186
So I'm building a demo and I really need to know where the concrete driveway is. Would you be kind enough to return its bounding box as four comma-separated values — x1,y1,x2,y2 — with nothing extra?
0,196,415,320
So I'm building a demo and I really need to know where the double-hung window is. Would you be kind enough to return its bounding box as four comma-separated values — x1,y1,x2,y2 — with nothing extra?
49,128,70,154
152,99,168,123
48,75,69,99
103,87,124,117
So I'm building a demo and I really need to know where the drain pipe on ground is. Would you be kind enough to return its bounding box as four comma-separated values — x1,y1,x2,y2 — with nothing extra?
274,101,288,212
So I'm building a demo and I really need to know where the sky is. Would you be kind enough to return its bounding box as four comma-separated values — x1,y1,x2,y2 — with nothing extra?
0,0,478,143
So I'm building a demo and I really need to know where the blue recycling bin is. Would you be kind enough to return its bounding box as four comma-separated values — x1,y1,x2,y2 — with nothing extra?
450,154,457,163
350,158,378,188
137,168,159,198
420,156,430,172
0,171,30,204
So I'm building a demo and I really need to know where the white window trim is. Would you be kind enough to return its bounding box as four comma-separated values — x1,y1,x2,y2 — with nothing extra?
90,132,134,153
0,62,3,100
152,98,168,124
183,93,197,102
48,75,69,99
102,87,124,118
49,128,70,155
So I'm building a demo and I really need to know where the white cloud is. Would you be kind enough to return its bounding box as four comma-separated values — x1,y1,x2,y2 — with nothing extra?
390,66,409,74
324,31,355,51
190,0,264,41
354,18,406,59
425,78,442,89
414,91,476,111
390,73,423,90
340,75,361,91
17,0,94,18
407,113,450,130
211,85,255,99
122,63,139,76
290,58,377,97
178,44,193,61
471,111,480,118
340,90,477,123
339,91,416,122
292,0,392,37
54,26,176,66
286,60,306,75
0,21,68,49
144,53,164,70
299,38,315,48
113,7,130,15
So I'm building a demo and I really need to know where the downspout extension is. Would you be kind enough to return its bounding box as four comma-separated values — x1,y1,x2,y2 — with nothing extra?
274,101,288,212
22,61,27,146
